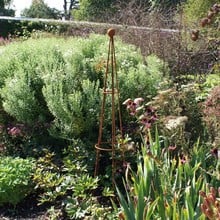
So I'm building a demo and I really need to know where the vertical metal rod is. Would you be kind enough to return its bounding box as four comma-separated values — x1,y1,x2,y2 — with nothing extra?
94,28,123,184
113,36,124,162
110,36,116,183
94,38,111,177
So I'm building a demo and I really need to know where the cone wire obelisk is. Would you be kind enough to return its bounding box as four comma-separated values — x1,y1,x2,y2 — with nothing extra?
94,28,123,183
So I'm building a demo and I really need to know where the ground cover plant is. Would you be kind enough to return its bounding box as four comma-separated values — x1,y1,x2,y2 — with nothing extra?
0,156,35,206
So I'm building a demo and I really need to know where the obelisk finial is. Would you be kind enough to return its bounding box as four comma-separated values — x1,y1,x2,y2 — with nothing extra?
107,28,115,38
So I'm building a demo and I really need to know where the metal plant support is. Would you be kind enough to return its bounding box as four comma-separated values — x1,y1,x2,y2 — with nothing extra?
94,28,123,182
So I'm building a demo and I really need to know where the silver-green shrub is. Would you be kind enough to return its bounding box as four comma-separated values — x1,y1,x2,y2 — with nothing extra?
0,40,60,124
0,35,167,140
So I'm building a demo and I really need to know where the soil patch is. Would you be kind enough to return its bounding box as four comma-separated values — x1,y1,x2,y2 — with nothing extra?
0,194,49,220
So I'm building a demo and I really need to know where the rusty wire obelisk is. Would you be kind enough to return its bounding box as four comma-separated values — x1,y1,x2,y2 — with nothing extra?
94,28,123,182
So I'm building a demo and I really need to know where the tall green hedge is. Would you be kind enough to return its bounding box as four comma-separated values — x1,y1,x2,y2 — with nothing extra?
0,19,69,38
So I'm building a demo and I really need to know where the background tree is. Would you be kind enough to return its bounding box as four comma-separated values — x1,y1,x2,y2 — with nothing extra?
0,0,4,8
182,0,218,25
150,0,186,10
63,0,79,20
0,0,12,8
22,0,61,19
0,0,14,16
72,0,116,22
72,0,186,23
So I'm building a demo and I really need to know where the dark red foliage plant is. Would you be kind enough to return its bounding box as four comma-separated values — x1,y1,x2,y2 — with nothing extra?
203,86,220,146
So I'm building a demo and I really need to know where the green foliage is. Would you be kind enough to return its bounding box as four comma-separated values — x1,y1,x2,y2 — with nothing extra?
62,166,117,219
0,156,35,206
0,0,14,16
22,0,61,19
0,0,12,8
0,19,69,38
2,74,44,123
197,73,220,101
33,151,65,204
203,86,220,145
0,40,55,124
33,146,118,219
182,0,217,25
0,8,14,16
0,0,3,8
148,82,209,149
64,175,102,219
73,0,116,21
0,35,166,143
116,130,219,219
119,54,166,100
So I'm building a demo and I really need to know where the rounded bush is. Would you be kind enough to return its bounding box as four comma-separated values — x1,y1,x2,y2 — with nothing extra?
0,35,167,141
0,156,35,206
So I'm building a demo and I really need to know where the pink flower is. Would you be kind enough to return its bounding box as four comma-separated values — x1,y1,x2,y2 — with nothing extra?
8,127,22,137
123,98,133,106
168,145,177,151
139,115,152,129
123,98,145,116
144,106,155,116
123,99,136,115
211,148,220,159
134,98,144,107
180,155,187,164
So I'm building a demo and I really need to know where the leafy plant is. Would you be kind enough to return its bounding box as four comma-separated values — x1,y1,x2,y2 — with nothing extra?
33,150,64,204
116,100,220,219
200,186,220,219
119,54,166,102
182,0,217,26
148,84,207,150
62,144,118,219
203,86,220,145
0,156,35,206
0,35,167,145
33,145,118,219
116,130,219,219
0,40,56,124
195,73,220,102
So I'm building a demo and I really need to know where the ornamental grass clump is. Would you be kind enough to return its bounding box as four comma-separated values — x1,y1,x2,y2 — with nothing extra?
116,131,215,219
116,97,220,219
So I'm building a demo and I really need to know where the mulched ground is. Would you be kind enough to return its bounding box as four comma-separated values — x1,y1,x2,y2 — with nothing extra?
0,194,50,220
